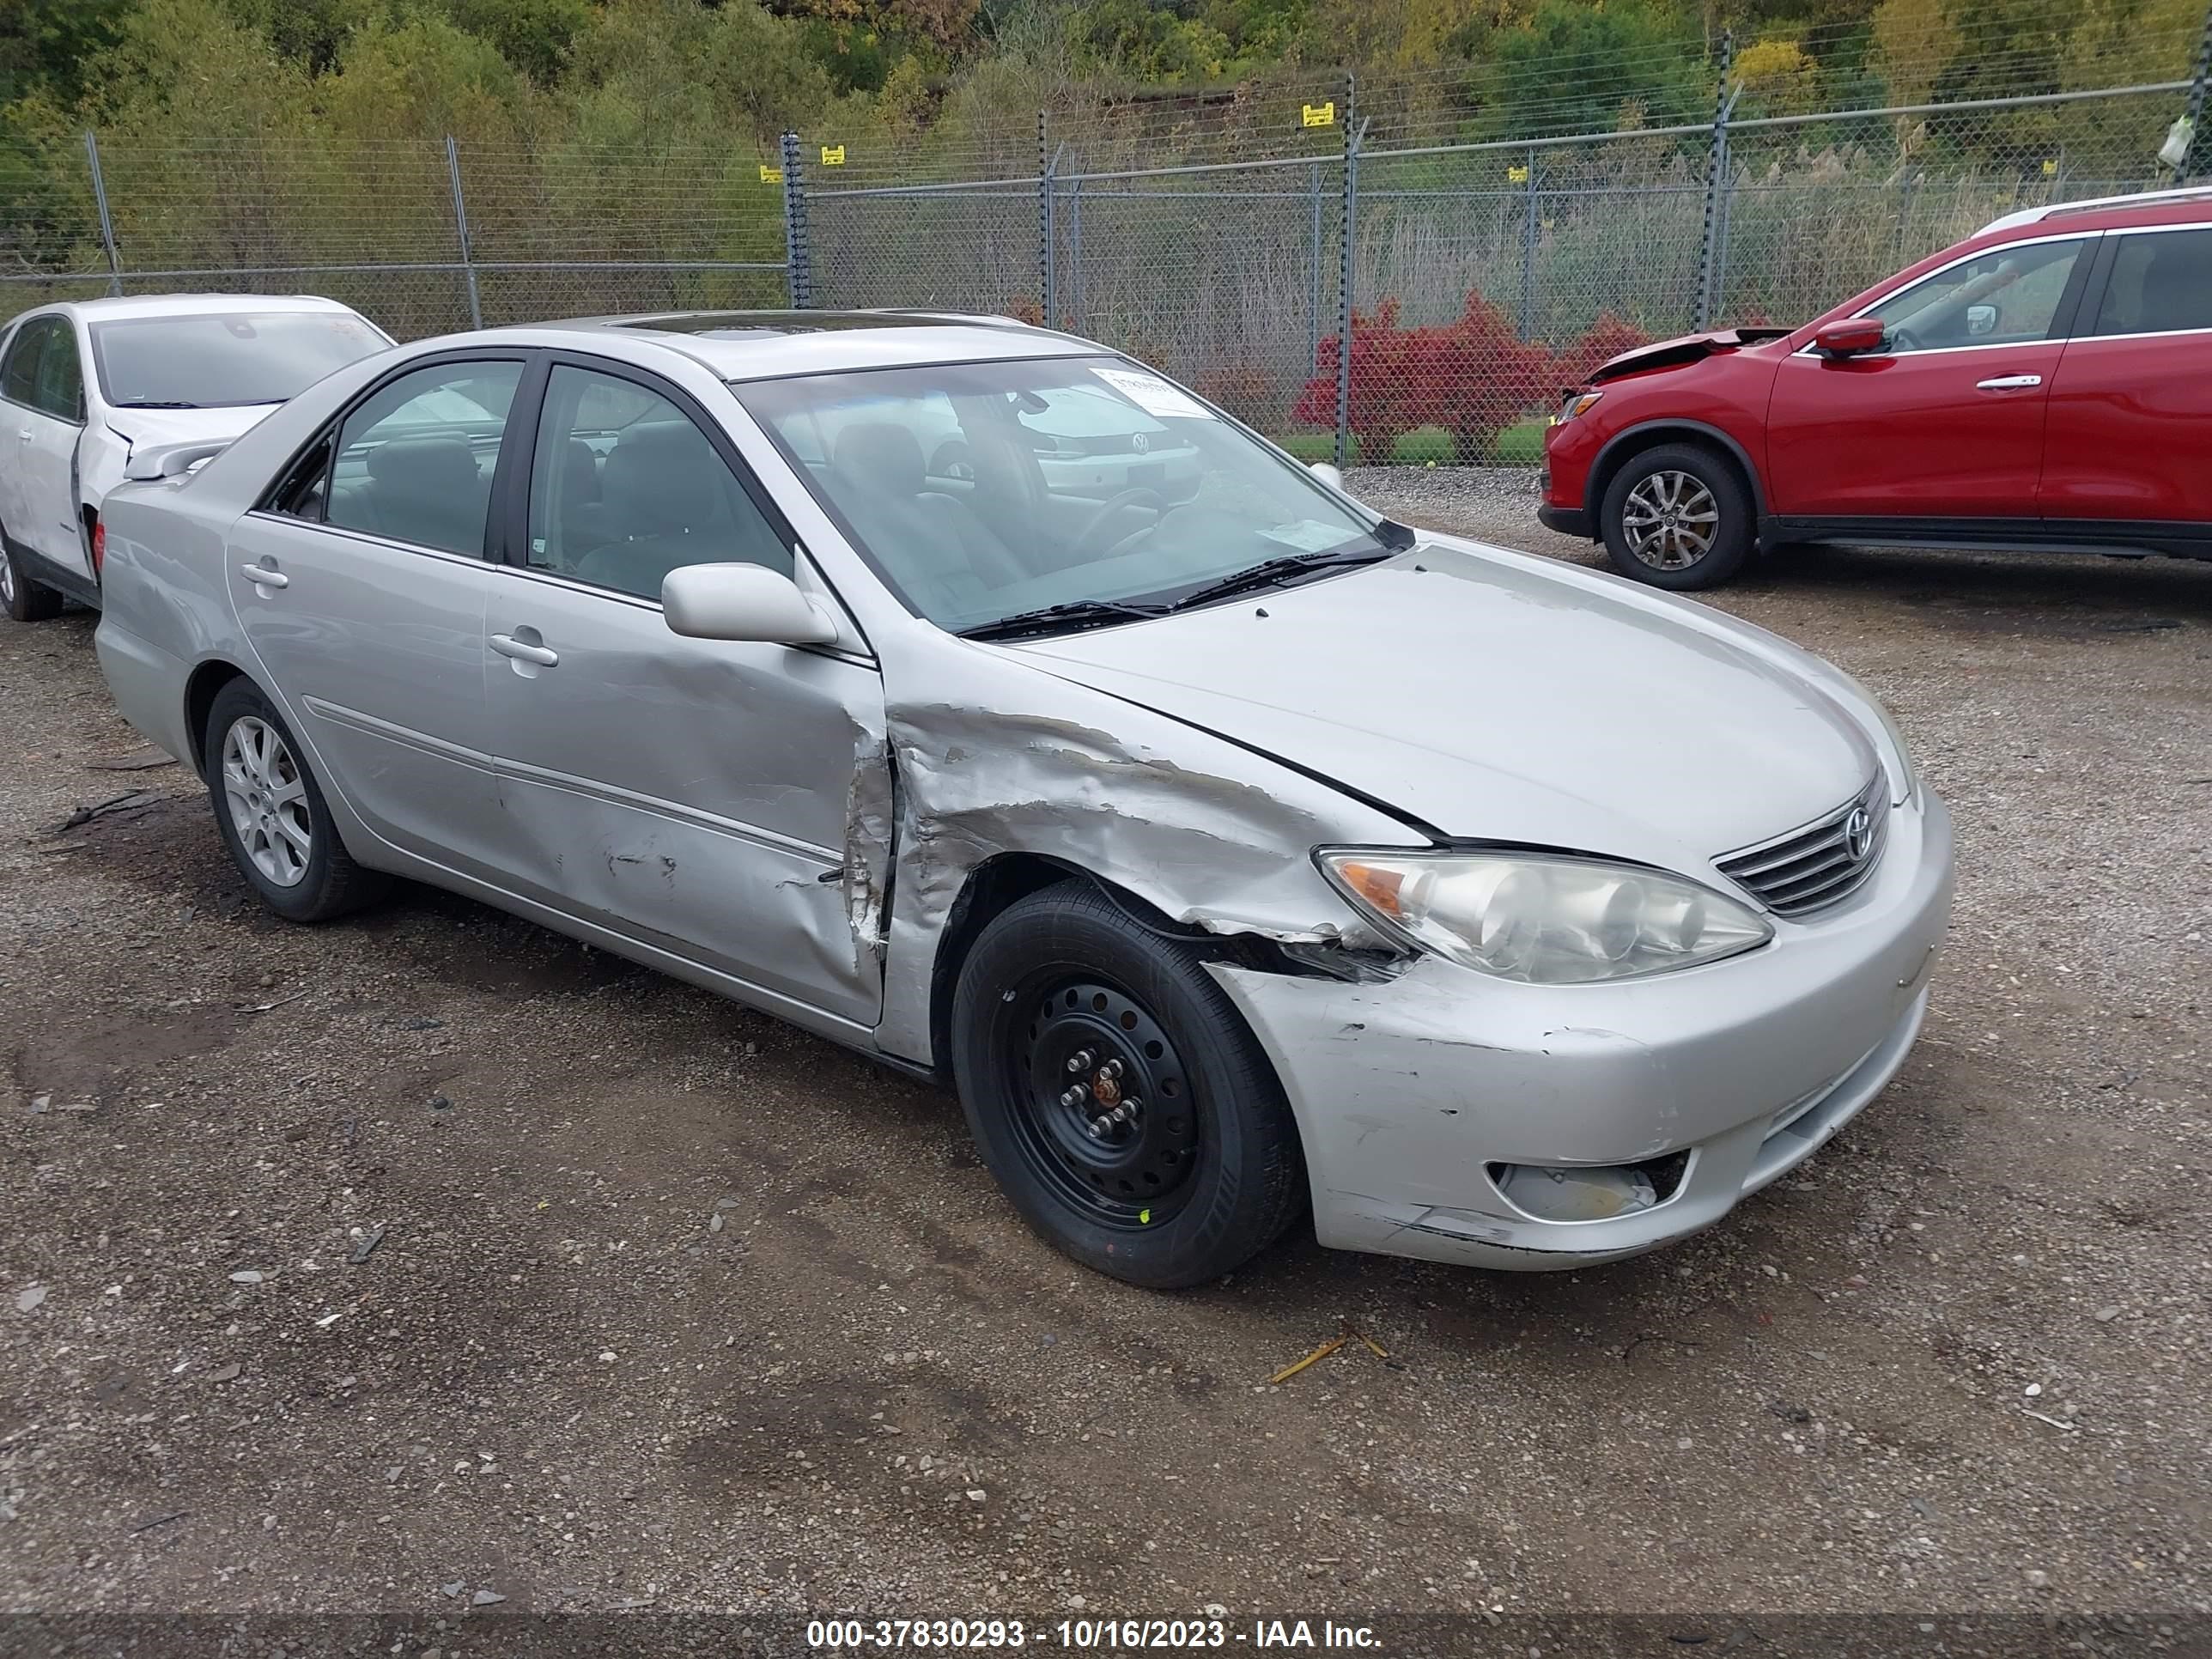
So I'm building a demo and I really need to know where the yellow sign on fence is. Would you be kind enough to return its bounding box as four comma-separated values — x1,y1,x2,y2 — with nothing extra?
1508,164,1530,183
1301,101,1335,129
821,144,847,166
759,164,782,183
2041,157,2058,176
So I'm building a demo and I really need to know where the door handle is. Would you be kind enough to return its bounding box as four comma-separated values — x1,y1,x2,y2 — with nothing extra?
489,633,559,667
239,562,289,588
16,429,31,442
1976,374,2043,390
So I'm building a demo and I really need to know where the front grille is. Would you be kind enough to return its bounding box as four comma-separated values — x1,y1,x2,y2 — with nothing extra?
1717,774,1888,917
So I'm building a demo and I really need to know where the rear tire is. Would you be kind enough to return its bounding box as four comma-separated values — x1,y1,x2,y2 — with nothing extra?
203,678,387,923
2,534,64,623
1599,442,1755,591
951,879,1304,1289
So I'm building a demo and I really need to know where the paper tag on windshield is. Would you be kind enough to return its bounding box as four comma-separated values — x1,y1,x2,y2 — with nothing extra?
1090,365,1213,421
1259,520,1356,553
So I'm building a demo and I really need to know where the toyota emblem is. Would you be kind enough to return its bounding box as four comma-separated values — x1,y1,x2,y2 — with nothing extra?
1843,805,1873,862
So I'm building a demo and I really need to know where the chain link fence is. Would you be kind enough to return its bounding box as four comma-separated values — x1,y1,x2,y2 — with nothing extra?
3,52,2207,468
0,134,790,340
802,76,2209,466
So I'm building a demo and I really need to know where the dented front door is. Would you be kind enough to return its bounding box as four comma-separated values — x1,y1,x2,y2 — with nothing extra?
480,570,890,1028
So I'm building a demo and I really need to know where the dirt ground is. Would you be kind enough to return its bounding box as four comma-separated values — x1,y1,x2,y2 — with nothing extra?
2,479,2207,1637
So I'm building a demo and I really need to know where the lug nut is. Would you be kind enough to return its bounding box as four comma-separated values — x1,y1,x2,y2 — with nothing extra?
1065,1048,1096,1074
1060,1085,1088,1108
1101,1058,1125,1079
1089,1117,1110,1138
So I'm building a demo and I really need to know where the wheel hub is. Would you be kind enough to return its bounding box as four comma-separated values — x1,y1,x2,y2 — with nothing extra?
1014,980,1199,1224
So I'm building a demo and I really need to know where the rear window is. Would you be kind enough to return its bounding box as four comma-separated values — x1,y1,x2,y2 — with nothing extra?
2089,228,2212,337
89,310,391,410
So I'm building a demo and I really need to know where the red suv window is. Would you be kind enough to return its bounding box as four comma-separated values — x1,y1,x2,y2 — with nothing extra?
2087,227,2212,337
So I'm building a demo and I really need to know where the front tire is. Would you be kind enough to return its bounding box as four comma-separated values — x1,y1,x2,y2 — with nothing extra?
1599,442,1755,590
2,535,64,623
203,678,386,922
951,880,1304,1289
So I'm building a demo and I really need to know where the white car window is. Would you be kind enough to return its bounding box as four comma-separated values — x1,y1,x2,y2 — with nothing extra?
323,361,523,556
88,310,388,410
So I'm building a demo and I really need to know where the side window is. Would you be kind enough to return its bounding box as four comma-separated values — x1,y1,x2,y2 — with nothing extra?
325,359,522,556
32,321,84,421
525,364,793,601
2090,228,2212,337
1866,238,2085,352
0,319,46,407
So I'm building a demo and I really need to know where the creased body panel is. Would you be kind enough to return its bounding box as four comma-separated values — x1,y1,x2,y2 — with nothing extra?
870,641,1425,1066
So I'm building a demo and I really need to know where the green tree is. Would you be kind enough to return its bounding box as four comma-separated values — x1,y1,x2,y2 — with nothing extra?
1469,0,1712,137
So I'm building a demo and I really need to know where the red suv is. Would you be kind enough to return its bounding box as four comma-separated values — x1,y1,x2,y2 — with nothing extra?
1540,186,2212,588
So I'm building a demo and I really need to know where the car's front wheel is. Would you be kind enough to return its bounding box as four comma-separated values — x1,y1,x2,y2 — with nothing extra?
1599,442,1755,590
203,678,387,923
951,880,1305,1288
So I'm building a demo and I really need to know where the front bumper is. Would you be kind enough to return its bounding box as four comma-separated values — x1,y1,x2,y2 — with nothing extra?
1209,792,1954,1272
1536,503,1595,539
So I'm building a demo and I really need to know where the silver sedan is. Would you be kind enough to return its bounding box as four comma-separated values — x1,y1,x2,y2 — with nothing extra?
88,311,1953,1289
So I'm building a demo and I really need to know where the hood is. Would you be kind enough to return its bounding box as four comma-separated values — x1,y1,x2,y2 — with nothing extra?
1590,325,1793,385
1009,544,1878,877
103,403,279,451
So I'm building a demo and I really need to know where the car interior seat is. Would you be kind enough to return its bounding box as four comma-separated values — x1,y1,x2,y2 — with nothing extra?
828,422,1031,610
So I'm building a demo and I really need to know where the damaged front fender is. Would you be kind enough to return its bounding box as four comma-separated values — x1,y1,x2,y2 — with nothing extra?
868,653,1426,1067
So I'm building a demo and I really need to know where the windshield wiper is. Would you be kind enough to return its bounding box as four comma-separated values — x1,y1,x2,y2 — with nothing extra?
957,597,1172,642
1164,536,1408,612
112,400,201,409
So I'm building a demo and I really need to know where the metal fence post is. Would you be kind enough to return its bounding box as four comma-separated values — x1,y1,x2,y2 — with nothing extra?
444,137,483,329
2181,0,2212,178
1517,147,1539,342
1693,31,1735,330
1307,162,1324,370
1036,114,1057,322
781,131,812,308
83,131,123,297
1066,176,1084,334
1041,142,1066,325
1711,106,1738,322
1334,78,1360,470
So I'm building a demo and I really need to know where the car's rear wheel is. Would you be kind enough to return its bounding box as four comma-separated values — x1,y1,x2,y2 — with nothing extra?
951,879,1304,1288
203,678,387,923
1,532,65,623
1599,442,1755,590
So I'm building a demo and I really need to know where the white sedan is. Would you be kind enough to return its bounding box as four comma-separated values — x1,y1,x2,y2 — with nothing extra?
0,294,391,621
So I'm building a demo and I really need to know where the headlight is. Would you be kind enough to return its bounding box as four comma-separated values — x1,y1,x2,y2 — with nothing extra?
1832,668,1918,806
1319,850,1772,984
1553,390,1602,424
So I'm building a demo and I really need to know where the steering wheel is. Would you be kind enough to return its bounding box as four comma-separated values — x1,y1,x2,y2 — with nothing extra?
1072,488,1166,557
1886,324,1921,353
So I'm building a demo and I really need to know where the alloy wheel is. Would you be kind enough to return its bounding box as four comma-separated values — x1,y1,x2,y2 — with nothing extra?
1621,470,1721,570
0,550,16,607
221,716,313,888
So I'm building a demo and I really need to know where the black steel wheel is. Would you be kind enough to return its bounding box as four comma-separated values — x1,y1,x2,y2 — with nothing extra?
1009,976,1202,1229
951,878,1305,1289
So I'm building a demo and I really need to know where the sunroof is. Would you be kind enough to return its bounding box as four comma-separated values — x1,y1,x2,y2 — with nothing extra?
610,311,1001,337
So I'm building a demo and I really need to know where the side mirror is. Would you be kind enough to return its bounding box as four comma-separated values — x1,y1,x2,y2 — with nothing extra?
1309,460,1346,491
1966,303,1998,337
662,562,838,646
1812,318,1887,359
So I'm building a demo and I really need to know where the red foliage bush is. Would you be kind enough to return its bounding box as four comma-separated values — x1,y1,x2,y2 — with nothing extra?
1295,293,1656,462
1553,311,1656,388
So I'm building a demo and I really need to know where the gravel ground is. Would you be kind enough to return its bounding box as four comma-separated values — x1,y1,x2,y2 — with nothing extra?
2,474,2207,1636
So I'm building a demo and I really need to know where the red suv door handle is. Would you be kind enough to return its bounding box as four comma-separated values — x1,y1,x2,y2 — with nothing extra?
1975,374,2043,391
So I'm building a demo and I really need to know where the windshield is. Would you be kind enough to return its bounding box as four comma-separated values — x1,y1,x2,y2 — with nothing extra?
89,310,391,410
736,356,1387,634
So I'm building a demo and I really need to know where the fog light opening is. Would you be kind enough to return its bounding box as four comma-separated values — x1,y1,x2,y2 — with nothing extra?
1487,1152,1687,1224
